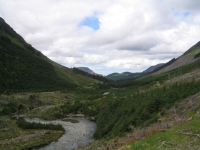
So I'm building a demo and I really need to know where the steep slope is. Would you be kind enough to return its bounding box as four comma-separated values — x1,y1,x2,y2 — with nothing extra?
143,63,165,73
72,68,109,83
153,41,200,75
76,67,97,75
0,17,98,93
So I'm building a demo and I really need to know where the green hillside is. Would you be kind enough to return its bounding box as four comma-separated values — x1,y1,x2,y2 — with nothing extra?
183,41,200,56
0,17,98,94
106,72,146,81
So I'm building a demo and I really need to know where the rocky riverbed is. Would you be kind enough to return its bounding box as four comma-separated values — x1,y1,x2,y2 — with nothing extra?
24,117,97,150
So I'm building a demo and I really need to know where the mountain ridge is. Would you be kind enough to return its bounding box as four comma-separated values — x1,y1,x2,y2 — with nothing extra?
143,63,165,73
0,17,99,93
153,41,200,75
76,67,98,75
106,72,145,81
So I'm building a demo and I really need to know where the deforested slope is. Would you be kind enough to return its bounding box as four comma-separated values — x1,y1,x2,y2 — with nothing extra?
153,41,200,75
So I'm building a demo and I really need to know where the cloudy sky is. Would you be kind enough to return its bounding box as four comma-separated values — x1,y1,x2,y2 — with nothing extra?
0,0,200,75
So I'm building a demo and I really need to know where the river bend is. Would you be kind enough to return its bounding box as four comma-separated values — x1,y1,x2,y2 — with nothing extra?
24,117,97,150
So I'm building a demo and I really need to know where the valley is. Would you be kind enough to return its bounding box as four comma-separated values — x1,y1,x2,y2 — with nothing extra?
0,16,200,150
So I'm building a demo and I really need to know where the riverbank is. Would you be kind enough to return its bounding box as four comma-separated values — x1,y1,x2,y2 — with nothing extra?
0,116,64,150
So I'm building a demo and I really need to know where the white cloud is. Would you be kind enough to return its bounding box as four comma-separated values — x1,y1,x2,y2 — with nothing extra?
0,0,200,75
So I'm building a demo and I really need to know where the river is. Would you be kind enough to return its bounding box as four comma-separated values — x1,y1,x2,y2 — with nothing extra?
24,116,97,150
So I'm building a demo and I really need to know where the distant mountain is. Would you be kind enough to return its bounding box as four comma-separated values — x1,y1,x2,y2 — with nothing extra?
0,17,98,93
106,72,145,81
72,68,109,83
153,41,200,75
143,63,165,73
106,41,200,81
122,72,133,75
76,67,97,75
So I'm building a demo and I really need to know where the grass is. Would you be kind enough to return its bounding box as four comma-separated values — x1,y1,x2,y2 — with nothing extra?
187,48,200,56
8,35,24,48
129,96,200,150
27,105,62,120
130,118,200,150
0,92,72,149
0,91,75,105
0,130,63,150
53,64,99,87
0,116,64,150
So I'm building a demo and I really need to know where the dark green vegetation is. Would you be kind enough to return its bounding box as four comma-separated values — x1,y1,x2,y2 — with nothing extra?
106,72,146,81
0,17,101,94
1,94,48,116
72,67,109,83
57,79,200,139
0,39,76,93
16,118,64,131
76,67,96,75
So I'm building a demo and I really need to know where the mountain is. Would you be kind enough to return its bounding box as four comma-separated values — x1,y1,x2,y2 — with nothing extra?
76,67,97,75
106,41,200,81
0,17,98,93
153,41,200,75
106,72,145,81
143,63,165,73
72,67,109,83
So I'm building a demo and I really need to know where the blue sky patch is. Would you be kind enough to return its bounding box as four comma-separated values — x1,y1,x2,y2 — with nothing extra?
172,9,190,18
79,17,100,30
183,12,190,17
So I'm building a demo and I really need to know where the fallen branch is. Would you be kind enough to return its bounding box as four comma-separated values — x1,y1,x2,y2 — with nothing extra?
181,133,200,138
157,141,175,149
158,141,165,148
181,128,192,133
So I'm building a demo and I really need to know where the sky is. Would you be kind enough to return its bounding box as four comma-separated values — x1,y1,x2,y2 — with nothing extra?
0,0,200,75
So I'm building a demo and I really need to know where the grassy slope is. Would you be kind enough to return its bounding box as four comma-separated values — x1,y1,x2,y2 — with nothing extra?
106,72,145,81
130,119,200,150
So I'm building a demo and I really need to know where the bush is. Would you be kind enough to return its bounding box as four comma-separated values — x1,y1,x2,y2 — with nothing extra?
16,118,64,131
